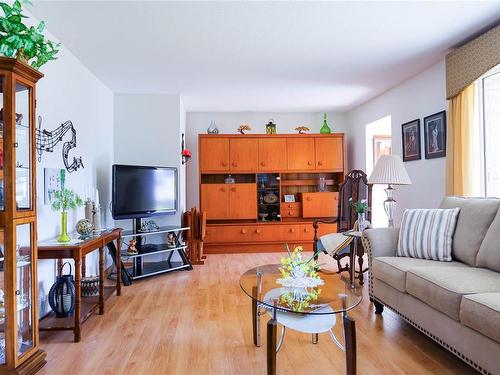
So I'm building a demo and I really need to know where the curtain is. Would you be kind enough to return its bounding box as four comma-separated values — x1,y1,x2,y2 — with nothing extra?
445,83,477,196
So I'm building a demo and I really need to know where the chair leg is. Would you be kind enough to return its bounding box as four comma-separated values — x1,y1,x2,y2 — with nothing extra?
374,301,384,314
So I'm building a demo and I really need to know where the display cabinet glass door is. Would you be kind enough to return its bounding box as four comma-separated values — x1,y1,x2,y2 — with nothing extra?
0,76,4,211
15,223,34,358
0,228,5,364
257,174,280,221
14,83,31,211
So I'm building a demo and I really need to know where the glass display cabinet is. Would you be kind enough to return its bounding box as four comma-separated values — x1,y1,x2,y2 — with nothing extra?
0,57,46,374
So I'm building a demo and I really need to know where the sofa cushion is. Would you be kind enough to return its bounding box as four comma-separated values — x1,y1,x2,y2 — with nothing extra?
476,208,500,272
460,293,500,343
406,266,500,321
439,196,500,266
397,208,460,261
372,256,468,293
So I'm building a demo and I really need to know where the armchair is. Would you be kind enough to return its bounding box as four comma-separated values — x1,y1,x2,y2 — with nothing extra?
313,170,372,276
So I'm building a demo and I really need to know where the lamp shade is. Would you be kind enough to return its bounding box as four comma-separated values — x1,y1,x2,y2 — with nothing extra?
368,155,412,185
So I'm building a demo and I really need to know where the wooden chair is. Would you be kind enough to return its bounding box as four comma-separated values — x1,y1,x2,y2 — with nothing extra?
182,207,207,265
313,170,372,275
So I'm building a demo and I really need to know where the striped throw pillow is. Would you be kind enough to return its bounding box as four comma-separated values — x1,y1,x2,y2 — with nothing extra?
397,208,460,261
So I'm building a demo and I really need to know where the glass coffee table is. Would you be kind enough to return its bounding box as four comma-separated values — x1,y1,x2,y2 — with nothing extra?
240,264,363,375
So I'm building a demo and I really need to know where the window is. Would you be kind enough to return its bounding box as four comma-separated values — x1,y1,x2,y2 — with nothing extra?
479,65,500,197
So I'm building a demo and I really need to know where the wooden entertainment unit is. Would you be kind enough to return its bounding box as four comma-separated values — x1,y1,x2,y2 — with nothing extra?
198,134,344,253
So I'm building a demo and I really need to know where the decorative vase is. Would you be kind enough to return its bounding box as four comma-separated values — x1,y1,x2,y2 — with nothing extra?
358,212,370,231
57,211,71,243
207,120,219,134
318,177,326,192
320,113,332,134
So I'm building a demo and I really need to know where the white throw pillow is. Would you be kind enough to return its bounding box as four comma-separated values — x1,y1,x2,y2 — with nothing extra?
397,208,460,261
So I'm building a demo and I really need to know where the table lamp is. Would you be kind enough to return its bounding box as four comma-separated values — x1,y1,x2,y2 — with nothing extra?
368,155,411,227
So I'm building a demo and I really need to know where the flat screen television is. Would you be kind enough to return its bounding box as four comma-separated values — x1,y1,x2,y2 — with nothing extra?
112,164,177,220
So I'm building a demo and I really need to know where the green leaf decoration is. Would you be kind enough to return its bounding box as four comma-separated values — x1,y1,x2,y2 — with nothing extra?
0,1,59,69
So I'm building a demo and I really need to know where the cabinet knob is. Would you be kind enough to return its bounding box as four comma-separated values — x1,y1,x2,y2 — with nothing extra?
308,161,312,166
255,229,261,234
306,197,311,201
260,162,265,166
318,161,323,166
288,210,292,215
220,187,226,192
289,228,295,233
304,228,310,233
288,204,293,208
231,187,236,192
232,162,237,167
221,161,227,167
241,229,246,234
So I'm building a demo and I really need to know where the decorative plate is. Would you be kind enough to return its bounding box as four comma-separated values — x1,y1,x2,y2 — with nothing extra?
263,192,278,204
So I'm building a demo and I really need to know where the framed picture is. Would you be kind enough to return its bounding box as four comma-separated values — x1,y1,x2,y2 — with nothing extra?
284,194,295,203
424,111,447,159
44,168,65,205
401,119,421,162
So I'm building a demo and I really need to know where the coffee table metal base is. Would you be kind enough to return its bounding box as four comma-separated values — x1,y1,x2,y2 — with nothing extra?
252,301,357,375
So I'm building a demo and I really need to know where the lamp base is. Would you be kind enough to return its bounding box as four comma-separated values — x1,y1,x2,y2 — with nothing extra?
384,185,397,228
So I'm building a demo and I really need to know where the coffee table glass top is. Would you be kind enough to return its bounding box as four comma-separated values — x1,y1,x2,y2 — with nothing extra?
240,264,363,315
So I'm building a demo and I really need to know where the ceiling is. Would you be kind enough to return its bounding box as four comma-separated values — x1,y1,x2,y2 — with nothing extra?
29,1,500,112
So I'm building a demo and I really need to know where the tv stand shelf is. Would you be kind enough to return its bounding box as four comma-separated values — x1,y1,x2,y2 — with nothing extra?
120,224,192,279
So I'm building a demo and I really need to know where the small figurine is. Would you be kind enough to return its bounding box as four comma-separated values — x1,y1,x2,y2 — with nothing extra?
237,124,252,134
127,239,138,255
295,125,310,134
167,232,177,248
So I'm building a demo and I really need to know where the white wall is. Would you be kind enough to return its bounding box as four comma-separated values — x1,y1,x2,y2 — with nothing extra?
185,112,347,209
114,93,185,229
35,45,114,316
345,61,447,224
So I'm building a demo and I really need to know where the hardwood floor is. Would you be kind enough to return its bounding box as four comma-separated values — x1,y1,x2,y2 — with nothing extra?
38,253,478,375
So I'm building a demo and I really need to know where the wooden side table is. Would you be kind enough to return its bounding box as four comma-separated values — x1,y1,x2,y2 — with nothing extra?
38,228,122,342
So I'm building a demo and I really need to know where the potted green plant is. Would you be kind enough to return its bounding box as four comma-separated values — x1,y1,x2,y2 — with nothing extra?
51,171,83,242
0,0,60,69
348,198,370,231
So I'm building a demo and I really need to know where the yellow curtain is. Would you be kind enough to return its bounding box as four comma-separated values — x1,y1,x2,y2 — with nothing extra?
446,83,477,196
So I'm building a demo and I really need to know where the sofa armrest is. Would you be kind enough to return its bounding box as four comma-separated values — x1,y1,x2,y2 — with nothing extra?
362,227,400,299
363,228,400,258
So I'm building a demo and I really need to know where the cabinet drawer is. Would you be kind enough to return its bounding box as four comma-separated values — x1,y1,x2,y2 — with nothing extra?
299,223,337,242
279,225,301,241
205,225,253,243
281,203,302,218
301,192,339,218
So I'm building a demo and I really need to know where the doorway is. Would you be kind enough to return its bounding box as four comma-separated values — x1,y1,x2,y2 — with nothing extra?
365,116,392,227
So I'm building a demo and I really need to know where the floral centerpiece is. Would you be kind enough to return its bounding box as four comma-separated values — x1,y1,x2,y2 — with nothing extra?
277,245,324,312
348,198,370,231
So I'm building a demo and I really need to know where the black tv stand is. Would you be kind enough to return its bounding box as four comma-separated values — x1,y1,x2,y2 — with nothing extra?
121,223,192,280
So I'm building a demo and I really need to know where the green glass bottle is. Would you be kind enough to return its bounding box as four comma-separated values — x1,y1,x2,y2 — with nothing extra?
320,113,332,134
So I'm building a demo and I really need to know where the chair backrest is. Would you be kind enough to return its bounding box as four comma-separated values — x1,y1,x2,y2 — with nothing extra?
337,170,372,232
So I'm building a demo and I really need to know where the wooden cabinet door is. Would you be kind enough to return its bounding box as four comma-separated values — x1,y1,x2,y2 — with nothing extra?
199,138,229,172
229,183,257,219
230,138,259,171
315,137,344,171
287,138,315,170
302,192,339,218
201,184,229,219
258,138,287,171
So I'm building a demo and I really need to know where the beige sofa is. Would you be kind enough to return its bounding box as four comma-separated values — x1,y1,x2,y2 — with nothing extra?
363,197,500,375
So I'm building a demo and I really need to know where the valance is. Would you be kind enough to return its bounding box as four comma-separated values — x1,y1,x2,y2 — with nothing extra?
446,24,500,99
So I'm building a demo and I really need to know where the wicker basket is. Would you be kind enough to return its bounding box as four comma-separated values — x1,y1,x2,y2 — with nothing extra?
81,277,99,297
